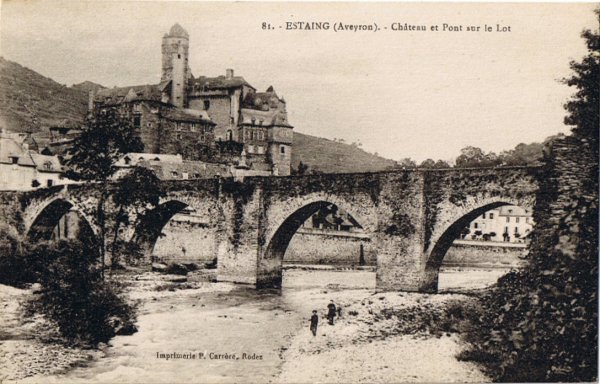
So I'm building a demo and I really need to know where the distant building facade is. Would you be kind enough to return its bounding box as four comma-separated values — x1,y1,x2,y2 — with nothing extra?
90,23,293,176
464,205,534,243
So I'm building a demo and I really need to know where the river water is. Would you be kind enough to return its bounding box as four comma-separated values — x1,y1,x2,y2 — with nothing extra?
18,268,506,383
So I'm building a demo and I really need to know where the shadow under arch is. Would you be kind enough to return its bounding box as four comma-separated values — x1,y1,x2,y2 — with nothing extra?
422,201,529,293
131,200,190,260
258,200,365,288
26,198,97,243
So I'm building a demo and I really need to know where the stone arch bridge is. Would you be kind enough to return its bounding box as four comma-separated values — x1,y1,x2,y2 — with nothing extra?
0,167,539,292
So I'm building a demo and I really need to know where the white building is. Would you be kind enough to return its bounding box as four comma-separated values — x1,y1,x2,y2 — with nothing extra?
465,205,534,243
0,129,66,191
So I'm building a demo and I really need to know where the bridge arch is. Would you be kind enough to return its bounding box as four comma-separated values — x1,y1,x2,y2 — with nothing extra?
130,200,189,259
422,198,534,292
25,197,98,243
130,198,225,264
258,198,374,288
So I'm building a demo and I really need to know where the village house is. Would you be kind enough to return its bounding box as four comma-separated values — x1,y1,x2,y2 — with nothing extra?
0,129,66,191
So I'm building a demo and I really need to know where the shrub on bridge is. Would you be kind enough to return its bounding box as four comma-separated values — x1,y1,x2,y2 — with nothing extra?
28,239,137,347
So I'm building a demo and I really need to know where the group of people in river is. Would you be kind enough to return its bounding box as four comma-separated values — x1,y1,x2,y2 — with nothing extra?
309,300,342,336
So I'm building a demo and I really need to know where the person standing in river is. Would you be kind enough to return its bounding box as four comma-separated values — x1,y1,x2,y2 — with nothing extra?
310,310,319,336
327,300,337,325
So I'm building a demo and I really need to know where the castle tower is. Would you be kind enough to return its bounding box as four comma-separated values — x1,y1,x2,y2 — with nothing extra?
161,23,190,108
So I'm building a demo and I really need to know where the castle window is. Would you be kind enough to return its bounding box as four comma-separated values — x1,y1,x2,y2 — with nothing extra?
9,156,18,164
178,54,181,59
482,213,486,219
474,222,478,229
124,156,131,165
171,171,178,177
280,146,285,154
133,114,141,128
176,133,182,140
489,213,494,219
226,130,233,141
204,100,210,110
47,179,54,187
153,157,161,161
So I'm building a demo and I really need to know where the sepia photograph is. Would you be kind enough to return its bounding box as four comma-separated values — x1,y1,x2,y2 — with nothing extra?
0,1,598,383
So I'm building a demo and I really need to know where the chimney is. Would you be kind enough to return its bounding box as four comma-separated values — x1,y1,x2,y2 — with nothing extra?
226,69,234,79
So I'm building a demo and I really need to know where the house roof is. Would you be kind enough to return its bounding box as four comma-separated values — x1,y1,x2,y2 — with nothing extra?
240,108,293,128
116,153,184,167
191,76,254,91
163,108,214,124
1,132,63,171
167,23,189,38
94,84,163,104
498,205,531,217
242,88,285,110
30,153,63,173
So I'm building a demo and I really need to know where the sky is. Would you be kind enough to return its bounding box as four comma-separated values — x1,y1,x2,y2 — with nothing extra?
0,1,597,162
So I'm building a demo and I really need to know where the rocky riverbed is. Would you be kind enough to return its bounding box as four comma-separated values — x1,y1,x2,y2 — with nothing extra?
0,269,494,383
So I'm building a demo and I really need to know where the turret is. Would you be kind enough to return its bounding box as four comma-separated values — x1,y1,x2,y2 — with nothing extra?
161,23,190,108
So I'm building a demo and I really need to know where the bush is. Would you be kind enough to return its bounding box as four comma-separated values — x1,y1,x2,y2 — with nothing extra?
29,239,137,347
0,229,48,287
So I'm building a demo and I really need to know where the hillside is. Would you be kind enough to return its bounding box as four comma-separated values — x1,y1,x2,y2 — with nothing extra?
0,58,398,173
0,57,89,136
291,132,397,173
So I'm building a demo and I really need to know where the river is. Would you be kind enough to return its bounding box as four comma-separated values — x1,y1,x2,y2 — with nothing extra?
8,267,504,383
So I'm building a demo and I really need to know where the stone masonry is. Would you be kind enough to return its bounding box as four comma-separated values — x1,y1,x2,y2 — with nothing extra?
0,167,539,292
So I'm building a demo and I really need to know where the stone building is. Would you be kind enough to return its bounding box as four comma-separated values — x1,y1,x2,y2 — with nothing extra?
90,23,293,175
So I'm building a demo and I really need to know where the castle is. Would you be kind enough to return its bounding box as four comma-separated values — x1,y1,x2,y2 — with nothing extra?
90,23,293,176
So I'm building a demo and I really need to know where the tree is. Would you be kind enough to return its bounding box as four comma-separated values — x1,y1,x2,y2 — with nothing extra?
563,28,599,144
396,157,417,169
433,159,451,169
461,17,599,381
110,167,164,267
419,158,436,168
455,146,502,168
66,109,144,277
291,161,310,176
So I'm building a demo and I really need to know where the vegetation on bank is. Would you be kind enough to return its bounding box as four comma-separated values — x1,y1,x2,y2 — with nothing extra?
0,233,137,347
457,23,599,382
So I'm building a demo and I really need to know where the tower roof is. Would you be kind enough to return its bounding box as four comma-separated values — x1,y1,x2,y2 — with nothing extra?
168,23,189,38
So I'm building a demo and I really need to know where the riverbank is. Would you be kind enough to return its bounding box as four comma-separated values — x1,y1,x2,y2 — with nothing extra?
1,269,492,383
278,288,488,383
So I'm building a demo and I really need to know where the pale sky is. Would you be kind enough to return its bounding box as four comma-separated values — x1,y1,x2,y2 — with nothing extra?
0,1,596,162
